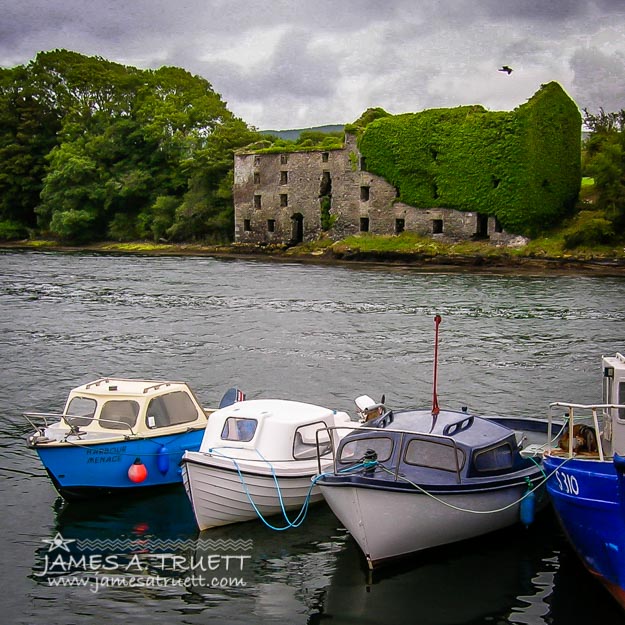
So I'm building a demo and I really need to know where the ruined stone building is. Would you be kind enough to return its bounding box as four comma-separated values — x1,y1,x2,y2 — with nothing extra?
234,133,515,246
233,83,580,246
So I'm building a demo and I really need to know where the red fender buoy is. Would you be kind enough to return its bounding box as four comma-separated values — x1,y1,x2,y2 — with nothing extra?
128,458,148,483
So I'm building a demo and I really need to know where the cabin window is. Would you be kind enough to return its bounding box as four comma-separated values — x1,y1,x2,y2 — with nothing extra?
473,442,514,473
99,400,140,430
293,421,331,460
338,436,393,464
619,381,625,420
220,417,257,442
146,391,199,428
65,397,97,428
404,438,465,472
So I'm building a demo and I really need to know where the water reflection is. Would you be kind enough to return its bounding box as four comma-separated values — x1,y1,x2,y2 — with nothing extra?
31,493,625,625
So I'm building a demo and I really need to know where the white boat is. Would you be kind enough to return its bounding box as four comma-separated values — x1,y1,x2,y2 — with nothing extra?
316,316,560,568
180,398,356,530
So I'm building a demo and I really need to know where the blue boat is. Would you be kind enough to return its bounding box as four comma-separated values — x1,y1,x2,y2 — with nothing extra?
543,353,625,611
24,378,243,500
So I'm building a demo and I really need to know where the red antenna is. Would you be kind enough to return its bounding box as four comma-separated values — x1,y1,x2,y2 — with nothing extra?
432,314,442,416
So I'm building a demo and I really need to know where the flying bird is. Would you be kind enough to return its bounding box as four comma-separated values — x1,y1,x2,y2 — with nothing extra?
498,66,513,74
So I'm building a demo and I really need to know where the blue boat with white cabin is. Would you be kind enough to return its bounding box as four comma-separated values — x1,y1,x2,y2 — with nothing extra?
24,378,242,499
543,353,625,612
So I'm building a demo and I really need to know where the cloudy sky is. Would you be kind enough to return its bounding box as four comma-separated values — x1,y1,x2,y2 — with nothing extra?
1,0,624,130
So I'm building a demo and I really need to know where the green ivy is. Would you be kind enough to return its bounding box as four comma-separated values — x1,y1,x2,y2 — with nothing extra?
357,82,581,236
320,195,335,230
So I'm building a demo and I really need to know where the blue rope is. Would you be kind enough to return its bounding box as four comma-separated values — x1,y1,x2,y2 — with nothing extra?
207,446,376,531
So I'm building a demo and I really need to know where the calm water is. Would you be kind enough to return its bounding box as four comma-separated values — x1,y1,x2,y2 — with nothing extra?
1,250,624,624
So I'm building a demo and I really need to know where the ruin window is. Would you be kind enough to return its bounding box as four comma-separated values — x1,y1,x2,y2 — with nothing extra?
320,171,332,196
322,152,329,162
280,171,288,185
360,217,370,232
360,156,367,171
253,172,260,184
267,219,275,232
360,186,370,201
280,194,288,207
280,154,288,164
432,219,443,234
243,219,251,231
494,217,503,233
395,219,405,234
254,156,261,166
254,194,261,209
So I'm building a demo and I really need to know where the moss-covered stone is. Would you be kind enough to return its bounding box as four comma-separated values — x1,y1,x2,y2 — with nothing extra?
357,82,581,237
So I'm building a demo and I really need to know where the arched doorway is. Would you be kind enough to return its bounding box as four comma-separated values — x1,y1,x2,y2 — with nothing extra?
291,213,304,244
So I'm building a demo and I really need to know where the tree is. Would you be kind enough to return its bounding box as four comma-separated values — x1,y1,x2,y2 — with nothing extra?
583,108,625,233
1,50,263,243
0,66,62,228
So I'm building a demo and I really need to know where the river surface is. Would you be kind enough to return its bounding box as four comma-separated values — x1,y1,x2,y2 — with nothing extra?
1,250,624,624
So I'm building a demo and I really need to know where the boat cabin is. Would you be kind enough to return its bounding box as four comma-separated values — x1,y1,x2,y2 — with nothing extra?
26,378,209,444
334,408,531,485
602,353,625,455
199,399,353,461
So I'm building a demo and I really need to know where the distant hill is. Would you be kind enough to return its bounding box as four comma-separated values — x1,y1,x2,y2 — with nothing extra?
259,124,345,141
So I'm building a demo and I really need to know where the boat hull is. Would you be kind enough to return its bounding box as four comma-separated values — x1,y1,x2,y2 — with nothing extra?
182,452,325,529
34,430,204,499
318,479,538,567
544,453,625,611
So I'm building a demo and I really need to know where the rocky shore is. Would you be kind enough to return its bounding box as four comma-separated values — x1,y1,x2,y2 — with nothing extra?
3,240,625,275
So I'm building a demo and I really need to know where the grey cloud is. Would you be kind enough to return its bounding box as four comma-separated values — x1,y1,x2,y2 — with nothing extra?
571,47,625,112
1,0,624,128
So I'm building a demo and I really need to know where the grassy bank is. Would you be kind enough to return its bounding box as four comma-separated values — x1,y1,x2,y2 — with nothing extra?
3,231,625,275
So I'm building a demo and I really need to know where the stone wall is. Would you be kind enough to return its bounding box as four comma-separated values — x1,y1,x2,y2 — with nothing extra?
233,133,524,246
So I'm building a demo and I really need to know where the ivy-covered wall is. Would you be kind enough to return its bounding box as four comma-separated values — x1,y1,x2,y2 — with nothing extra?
357,82,581,236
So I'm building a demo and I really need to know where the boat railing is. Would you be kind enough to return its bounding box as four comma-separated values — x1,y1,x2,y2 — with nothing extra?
316,424,465,484
23,411,137,436
547,402,625,461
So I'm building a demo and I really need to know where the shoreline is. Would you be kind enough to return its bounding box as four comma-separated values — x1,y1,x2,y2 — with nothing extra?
2,240,625,276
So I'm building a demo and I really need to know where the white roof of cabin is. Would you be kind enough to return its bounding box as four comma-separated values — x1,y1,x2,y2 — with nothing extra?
199,399,342,455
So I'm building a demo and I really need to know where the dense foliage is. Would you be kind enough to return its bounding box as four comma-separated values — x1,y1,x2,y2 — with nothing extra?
582,108,625,234
0,50,260,243
245,129,344,154
357,82,581,237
